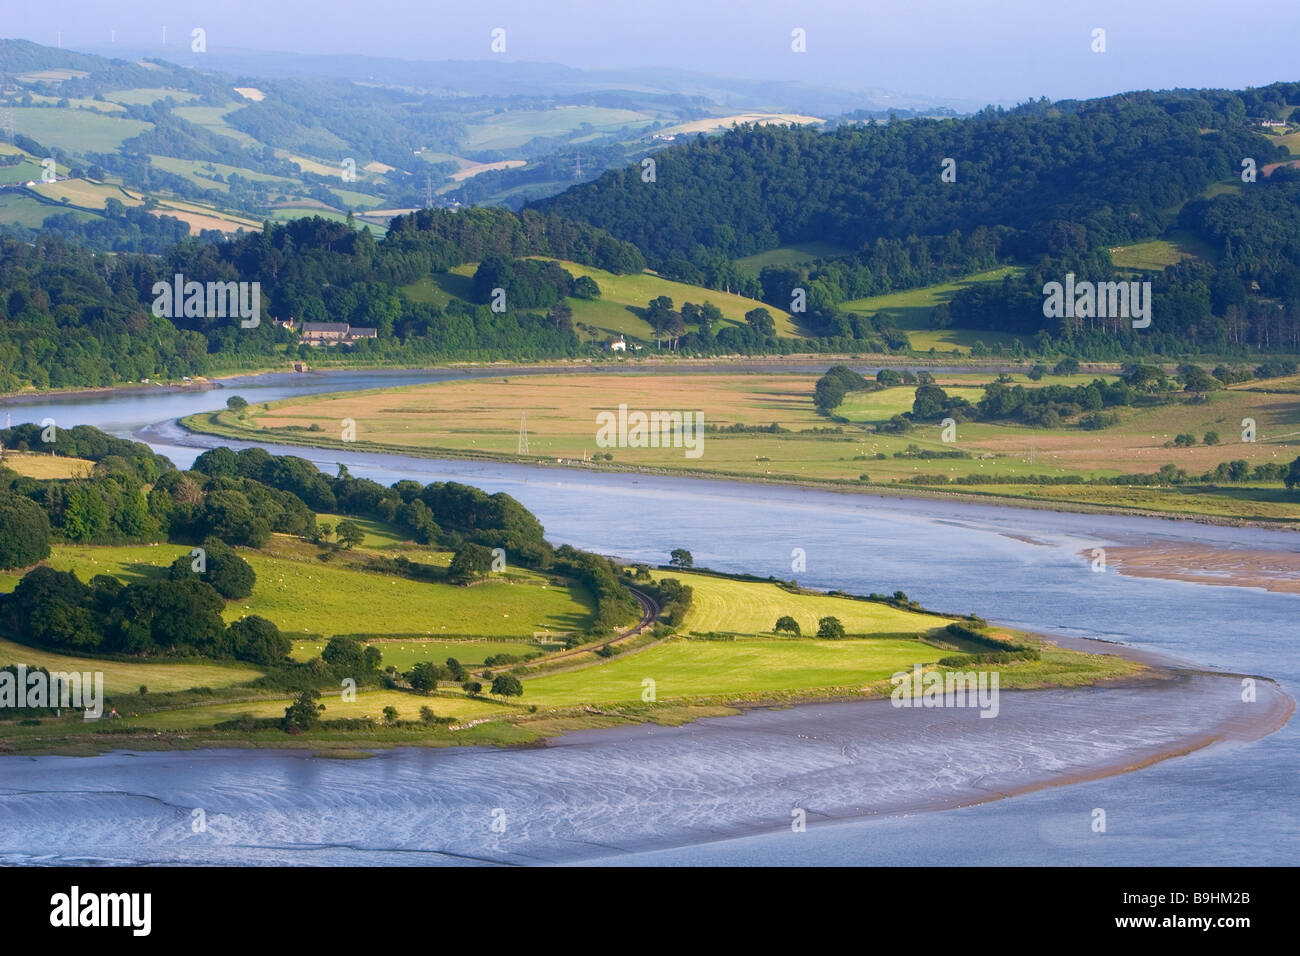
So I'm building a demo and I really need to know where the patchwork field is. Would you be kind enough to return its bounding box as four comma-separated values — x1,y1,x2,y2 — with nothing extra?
189,368,1300,521
462,106,657,150
28,178,140,210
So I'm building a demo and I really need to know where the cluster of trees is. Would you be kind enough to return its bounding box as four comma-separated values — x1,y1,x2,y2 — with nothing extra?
773,615,845,639
1,565,288,664
472,255,580,311
553,545,639,636
0,236,211,390
813,366,872,412
975,376,1144,427
945,250,1300,358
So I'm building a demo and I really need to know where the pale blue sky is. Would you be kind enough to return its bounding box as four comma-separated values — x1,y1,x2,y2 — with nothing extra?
5,0,1294,106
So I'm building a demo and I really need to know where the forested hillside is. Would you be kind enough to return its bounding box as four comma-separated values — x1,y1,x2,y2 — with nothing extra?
0,206,644,388
537,85,1300,356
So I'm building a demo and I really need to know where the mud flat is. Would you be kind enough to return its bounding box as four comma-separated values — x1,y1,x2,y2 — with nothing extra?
1090,543,1300,595
0,661,1287,865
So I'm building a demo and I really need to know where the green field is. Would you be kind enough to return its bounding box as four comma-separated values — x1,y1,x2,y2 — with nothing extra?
311,513,409,547
0,193,98,228
522,636,943,705
659,569,951,636
0,156,47,184
732,241,852,277
8,108,152,152
105,88,199,106
462,106,656,150
173,105,258,146
0,541,597,639
550,259,802,340
150,155,297,190
0,635,261,696
840,267,1024,354
1109,232,1215,272
290,638,557,670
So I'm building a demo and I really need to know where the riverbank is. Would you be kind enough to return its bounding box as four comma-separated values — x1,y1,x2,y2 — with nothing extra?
178,402,1300,532
0,378,219,406
0,662,1287,866
0,352,1119,404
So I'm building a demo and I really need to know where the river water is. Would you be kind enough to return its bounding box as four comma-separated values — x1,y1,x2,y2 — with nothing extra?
1,368,1296,865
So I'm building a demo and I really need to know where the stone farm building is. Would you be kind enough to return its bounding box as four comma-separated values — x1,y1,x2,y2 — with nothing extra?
295,322,378,346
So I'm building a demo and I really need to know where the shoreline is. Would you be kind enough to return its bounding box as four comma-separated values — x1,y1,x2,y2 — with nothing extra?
1,666,1288,866
0,353,1117,404
176,406,1300,534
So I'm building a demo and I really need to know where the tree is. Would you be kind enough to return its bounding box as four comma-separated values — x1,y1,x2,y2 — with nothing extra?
223,615,290,664
284,689,324,731
911,384,950,421
1028,364,1047,381
462,680,483,696
572,275,601,299
336,519,365,549
0,491,52,569
382,706,399,724
817,616,845,639
774,615,801,635
322,636,367,672
169,536,255,599
744,307,776,338
1286,456,1300,491
448,542,493,584
407,661,445,691
1203,431,1220,445
419,705,437,724
876,368,902,387
669,548,693,569
491,674,524,698
446,657,467,681
192,446,240,478
1053,357,1080,376
226,395,248,411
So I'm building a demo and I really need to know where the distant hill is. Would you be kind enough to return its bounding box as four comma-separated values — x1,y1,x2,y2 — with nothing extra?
0,38,966,254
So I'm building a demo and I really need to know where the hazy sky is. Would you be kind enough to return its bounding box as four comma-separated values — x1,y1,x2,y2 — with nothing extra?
5,0,1296,106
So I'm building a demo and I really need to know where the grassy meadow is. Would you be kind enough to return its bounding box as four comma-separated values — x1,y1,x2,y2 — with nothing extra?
402,259,803,343
188,367,1300,521
840,267,1024,354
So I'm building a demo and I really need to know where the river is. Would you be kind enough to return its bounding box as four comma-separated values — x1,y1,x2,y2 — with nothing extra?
1,367,1296,865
